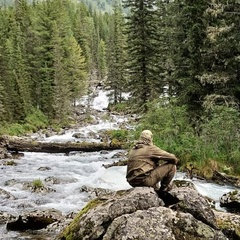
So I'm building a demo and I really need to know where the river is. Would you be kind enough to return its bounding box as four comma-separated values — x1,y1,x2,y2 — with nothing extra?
0,90,237,239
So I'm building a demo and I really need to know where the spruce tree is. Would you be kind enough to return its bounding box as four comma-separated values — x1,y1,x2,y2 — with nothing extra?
66,35,88,107
97,39,107,80
72,2,91,71
200,0,240,108
4,9,31,121
123,0,160,112
171,0,209,122
107,2,126,104
51,20,70,123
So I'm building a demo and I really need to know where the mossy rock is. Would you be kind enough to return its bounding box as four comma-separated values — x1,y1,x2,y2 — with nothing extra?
58,198,106,240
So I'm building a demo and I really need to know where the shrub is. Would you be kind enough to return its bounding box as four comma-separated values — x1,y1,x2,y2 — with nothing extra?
32,179,44,189
137,98,240,176
25,108,49,130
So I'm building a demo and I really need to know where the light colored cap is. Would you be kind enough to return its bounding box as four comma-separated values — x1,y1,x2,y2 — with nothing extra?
139,130,153,145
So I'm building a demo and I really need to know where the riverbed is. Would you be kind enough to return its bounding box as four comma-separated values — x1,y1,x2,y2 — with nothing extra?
0,90,237,239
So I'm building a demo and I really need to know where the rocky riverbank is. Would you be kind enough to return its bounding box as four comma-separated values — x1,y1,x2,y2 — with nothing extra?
55,180,240,240
3,180,240,240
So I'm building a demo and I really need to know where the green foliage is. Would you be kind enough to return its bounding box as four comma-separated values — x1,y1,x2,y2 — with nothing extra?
24,108,49,130
199,106,240,173
108,102,129,112
2,123,26,136
107,129,129,142
32,178,44,189
0,108,48,136
137,98,240,175
123,0,161,112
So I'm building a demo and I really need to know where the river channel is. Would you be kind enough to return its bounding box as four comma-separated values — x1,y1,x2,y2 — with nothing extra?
0,90,237,239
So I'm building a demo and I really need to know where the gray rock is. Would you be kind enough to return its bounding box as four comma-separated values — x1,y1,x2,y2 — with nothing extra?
170,187,218,229
220,189,240,212
56,187,227,240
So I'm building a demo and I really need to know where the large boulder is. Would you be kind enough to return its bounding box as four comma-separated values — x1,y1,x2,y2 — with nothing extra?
57,186,227,240
214,210,240,240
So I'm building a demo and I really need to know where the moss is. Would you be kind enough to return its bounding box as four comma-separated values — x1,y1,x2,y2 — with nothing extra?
229,190,238,200
5,160,17,166
58,198,106,240
236,226,240,237
217,218,240,239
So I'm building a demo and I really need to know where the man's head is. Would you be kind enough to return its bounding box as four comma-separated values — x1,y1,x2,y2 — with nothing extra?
139,130,153,145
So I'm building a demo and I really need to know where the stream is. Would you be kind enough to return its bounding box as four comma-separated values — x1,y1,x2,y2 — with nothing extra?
0,90,237,239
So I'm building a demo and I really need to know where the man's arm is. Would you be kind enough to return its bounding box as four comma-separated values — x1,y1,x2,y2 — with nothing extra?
150,145,179,164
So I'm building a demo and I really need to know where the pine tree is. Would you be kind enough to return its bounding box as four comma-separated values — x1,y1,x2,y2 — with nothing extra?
200,0,240,109
33,0,73,119
51,20,70,123
66,35,88,107
155,0,176,98
106,2,126,104
0,8,7,121
72,2,92,71
97,39,107,80
171,0,209,121
3,9,31,121
123,0,160,112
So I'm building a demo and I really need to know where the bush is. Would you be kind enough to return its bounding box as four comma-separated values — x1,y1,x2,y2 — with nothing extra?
0,108,49,136
137,98,240,176
25,108,49,130
6,123,26,136
32,179,44,189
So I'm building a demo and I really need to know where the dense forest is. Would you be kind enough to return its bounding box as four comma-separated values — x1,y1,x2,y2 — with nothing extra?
0,0,240,175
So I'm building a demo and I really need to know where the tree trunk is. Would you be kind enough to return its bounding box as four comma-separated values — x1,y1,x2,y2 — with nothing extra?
1,136,123,154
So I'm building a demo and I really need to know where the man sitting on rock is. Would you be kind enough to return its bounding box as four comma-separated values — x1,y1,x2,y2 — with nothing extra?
126,130,179,193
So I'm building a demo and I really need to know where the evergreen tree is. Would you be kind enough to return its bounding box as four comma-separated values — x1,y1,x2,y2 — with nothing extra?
33,0,56,118
97,39,107,80
66,35,88,106
200,0,240,109
155,0,176,97
51,20,70,123
107,2,126,104
171,0,209,122
33,0,73,119
4,9,31,121
0,8,7,121
72,2,92,71
123,0,160,112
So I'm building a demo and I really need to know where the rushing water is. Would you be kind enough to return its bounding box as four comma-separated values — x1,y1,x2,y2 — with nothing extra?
0,90,237,239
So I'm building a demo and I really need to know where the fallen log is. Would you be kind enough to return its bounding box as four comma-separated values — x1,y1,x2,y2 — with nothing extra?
1,136,123,154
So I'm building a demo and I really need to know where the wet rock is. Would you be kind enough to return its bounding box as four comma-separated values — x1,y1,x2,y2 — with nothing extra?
22,181,56,194
6,209,62,231
0,212,15,224
79,185,114,198
56,187,227,240
220,189,240,213
72,132,85,139
0,188,16,200
38,166,51,171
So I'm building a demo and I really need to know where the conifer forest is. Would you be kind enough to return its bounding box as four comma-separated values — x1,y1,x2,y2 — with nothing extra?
0,0,240,175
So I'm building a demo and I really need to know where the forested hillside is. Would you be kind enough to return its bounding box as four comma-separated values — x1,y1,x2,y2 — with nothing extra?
0,0,240,175
0,0,122,12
